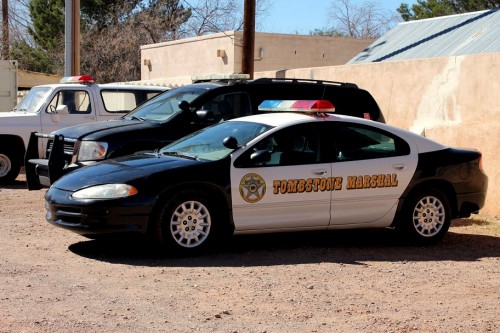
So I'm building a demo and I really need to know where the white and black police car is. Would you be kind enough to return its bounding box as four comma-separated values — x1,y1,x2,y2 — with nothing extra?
45,100,488,254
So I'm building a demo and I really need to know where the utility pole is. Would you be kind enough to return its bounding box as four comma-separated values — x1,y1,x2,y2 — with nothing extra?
64,0,80,76
241,0,255,79
1,0,9,59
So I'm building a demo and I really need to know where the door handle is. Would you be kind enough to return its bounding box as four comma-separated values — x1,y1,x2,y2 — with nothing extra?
312,169,328,176
392,163,406,170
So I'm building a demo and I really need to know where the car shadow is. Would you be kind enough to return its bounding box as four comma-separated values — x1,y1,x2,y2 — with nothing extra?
68,227,500,267
1,179,28,189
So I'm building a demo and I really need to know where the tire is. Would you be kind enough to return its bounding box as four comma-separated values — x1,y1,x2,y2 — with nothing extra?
153,190,228,255
0,148,21,184
398,188,451,245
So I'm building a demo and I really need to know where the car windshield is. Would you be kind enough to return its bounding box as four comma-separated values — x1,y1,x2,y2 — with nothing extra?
13,87,52,113
160,121,273,161
123,86,207,122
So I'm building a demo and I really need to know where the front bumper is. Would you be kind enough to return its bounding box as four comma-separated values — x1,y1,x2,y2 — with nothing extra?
45,186,152,237
25,132,70,190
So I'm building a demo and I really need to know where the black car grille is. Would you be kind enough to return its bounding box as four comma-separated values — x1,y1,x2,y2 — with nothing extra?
46,139,76,162
51,205,109,226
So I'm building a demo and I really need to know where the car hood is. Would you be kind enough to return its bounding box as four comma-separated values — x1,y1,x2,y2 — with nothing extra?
0,111,39,120
52,153,199,191
51,119,157,140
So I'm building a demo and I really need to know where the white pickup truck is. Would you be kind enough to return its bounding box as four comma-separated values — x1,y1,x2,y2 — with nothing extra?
0,75,167,184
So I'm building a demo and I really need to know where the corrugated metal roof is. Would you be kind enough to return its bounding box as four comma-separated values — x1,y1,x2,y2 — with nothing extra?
348,8,500,64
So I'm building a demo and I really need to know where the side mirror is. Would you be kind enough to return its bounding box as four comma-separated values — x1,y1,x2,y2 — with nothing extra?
196,109,215,121
55,105,69,114
250,150,271,163
223,136,239,149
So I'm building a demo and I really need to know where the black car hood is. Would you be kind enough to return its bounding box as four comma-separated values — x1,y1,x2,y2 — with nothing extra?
51,119,158,140
53,153,199,191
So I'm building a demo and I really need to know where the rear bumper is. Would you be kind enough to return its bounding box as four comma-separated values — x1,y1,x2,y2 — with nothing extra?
455,171,488,218
456,191,487,217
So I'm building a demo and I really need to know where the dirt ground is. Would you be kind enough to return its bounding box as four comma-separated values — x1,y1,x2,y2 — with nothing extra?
0,175,499,333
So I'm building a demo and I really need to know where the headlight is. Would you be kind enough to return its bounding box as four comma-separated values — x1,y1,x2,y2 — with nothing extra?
71,184,138,199
77,141,108,161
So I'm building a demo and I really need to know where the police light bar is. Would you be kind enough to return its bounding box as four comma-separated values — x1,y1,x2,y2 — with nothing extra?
258,100,335,113
60,75,95,84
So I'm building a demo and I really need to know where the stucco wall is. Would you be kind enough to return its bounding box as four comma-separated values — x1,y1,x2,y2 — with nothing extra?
140,31,373,84
256,53,500,217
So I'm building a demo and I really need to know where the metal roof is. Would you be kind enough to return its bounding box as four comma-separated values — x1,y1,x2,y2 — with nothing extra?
348,8,500,64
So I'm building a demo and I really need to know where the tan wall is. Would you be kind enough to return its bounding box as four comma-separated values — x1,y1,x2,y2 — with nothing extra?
140,31,373,85
257,53,500,218
141,33,240,84
138,33,499,217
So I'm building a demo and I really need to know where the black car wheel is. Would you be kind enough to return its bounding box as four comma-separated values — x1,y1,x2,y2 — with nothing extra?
154,190,225,255
399,188,451,245
0,148,20,184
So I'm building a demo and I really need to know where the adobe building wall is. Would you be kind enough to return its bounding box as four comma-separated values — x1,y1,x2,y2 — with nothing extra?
140,31,373,84
257,53,500,217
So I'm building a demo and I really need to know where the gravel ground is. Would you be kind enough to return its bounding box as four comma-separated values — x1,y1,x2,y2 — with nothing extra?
1,175,499,333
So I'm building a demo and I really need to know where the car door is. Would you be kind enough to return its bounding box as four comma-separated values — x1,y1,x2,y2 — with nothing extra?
40,87,96,135
326,122,418,227
230,123,332,232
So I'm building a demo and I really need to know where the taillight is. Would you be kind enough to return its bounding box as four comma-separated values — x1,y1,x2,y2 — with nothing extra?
478,152,483,171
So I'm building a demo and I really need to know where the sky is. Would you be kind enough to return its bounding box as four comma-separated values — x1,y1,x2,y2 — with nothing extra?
259,0,418,34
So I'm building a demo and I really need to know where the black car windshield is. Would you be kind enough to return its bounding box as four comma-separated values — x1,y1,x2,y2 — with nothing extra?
123,86,208,122
160,121,273,161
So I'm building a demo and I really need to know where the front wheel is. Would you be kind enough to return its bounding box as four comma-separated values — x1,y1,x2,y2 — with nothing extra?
0,148,21,184
398,188,451,245
153,191,227,255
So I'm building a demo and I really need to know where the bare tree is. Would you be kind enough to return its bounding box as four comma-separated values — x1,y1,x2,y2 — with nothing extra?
80,25,143,82
328,0,400,39
1,0,32,56
81,1,192,82
182,0,271,36
182,0,238,36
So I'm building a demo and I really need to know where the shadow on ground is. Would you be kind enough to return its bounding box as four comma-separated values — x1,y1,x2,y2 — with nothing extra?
68,226,500,267
2,179,28,190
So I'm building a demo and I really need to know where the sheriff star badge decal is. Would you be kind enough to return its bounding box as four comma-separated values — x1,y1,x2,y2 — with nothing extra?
239,173,266,203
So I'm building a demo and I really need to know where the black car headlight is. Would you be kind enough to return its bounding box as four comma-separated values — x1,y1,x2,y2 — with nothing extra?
71,184,138,200
77,141,108,161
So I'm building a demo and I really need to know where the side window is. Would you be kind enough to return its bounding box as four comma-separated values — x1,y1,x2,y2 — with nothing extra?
101,90,163,113
46,90,91,114
332,123,410,162
239,124,321,167
201,93,251,122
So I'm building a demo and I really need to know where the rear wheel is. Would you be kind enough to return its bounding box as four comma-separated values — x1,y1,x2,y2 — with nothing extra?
0,148,21,184
399,188,451,245
153,190,228,255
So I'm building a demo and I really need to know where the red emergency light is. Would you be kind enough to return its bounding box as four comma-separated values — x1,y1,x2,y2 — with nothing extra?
258,100,335,113
60,75,95,84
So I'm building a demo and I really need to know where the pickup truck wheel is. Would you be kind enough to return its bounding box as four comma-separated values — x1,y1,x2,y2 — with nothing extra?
0,148,21,184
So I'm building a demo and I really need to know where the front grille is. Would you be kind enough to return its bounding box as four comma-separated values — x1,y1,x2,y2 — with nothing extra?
46,139,76,162
51,205,109,226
